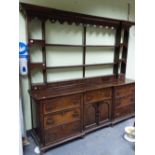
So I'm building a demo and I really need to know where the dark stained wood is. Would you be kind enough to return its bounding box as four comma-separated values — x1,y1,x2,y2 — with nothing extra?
114,95,134,109
113,24,122,78
114,104,134,119
20,3,135,152
86,45,116,48
41,20,47,83
44,108,81,129
45,43,84,47
42,94,81,114
113,83,135,121
98,100,111,125
82,26,86,77
44,121,81,145
45,44,116,48
30,77,135,151
46,63,114,70
84,102,97,129
29,39,45,46
20,3,134,28
29,77,134,101
121,28,129,74
114,83,135,97
29,63,45,70
84,88,112,104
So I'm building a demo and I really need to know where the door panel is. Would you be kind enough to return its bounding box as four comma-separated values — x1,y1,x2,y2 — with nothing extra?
98,100,111,124
84,103,97,129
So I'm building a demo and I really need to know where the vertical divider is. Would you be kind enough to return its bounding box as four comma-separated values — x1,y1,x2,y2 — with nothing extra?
121,28,129,74
82,26,86,78
27,17,32,88
41,19,47,83
26,16,34,129
113,23,122,78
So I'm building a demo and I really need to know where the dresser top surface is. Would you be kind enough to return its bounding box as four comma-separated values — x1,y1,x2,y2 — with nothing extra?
29,78,134,101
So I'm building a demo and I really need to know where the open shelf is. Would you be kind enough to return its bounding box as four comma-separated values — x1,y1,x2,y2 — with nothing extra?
46,63,114,70
29,63,45,70
45,43,83,47
85,45,115,48
45,43,115,48
21,2,134,84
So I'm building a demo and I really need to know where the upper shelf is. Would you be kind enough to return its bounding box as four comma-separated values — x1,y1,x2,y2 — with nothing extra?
28,39,127,48
20,3,135,29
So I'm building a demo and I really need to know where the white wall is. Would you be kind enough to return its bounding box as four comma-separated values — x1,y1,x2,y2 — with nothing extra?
19,0,135,130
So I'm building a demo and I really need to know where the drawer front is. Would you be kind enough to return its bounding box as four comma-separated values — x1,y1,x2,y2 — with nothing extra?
84,88,112,103
45,121,81,144
114,104,134,118
115,95,135,109
115,84,135,97
44,108,80,129
43,94,81,114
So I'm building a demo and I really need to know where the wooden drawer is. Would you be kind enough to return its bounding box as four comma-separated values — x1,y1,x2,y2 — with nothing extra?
44,108,80,129
115,84,135,97
42,94,81,114
115,95,135,109
84,88,112,103
45,121,81,144
114,104,134,118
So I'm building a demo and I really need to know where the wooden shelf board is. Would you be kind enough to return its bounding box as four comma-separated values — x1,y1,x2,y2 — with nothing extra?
29,62,45,70
45,44,116,48
29,39,45,46
46,63,114,70
45,44,83,47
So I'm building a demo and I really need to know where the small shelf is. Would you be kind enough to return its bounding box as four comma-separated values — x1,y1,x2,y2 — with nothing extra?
45,43,116,48
29,62,45,70
46,63,114,70
29,39,45,46
45,43,83,47
86,45,115,48
85,63,114,67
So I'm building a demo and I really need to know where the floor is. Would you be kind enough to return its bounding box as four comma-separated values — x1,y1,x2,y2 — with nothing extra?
23,118,135,155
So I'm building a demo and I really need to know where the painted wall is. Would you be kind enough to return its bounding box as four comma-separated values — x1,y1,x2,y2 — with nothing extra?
19,0,135,130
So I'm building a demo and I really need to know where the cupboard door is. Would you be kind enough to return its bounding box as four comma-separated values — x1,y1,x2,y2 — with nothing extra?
84,103,97,129
98,100,111,124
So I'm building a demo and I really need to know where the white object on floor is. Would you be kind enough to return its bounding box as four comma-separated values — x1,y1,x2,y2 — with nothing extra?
34,146,40,154
124,133,135,142
124,126,135,142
